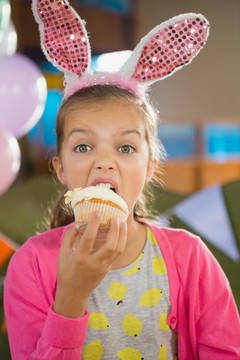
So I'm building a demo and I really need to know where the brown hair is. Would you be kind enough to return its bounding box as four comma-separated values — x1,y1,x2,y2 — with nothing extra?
48,85,165,229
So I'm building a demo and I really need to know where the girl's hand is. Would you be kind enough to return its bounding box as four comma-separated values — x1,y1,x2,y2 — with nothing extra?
53,212,127,318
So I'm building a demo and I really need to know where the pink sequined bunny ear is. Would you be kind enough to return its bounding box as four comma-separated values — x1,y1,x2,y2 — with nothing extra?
120,13,209,88
32,0,91,84
32,2,209,99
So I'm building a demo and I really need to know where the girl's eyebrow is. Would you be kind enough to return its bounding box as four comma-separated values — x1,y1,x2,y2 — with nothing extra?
67,128,142,138
67,128,93,138
119,129,142,137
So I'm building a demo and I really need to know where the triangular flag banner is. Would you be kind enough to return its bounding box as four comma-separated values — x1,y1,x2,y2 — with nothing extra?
1,315,7,334
0,232,18,268
154,213,170,228
172,185,240,262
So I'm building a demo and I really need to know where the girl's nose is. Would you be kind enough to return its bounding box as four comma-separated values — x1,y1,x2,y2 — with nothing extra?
94,151,115,171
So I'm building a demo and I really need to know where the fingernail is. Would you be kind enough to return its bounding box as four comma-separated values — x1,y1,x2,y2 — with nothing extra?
94,211,101,217
113,217,119,225
121,222,127,231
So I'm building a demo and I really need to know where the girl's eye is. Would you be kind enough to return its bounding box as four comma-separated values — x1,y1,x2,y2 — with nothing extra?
119,145,135,154
75,144,91,153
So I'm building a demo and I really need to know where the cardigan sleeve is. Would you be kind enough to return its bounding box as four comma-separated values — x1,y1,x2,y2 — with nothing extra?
4,241,90,360
149,224,240,359
170,229,240,359
194,239,240,359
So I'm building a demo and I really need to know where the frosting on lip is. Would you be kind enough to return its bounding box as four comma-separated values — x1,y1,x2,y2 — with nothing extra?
64,186,129,215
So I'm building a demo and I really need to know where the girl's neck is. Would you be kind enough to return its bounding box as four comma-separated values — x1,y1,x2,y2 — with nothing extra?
110,216,147,270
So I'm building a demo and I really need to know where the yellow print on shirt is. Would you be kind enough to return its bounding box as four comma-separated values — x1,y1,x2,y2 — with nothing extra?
139,288,163,306
108,282,127,305
159,344,167,359
159,313,170,331
122,314,142,337
123,264,141,275
131,251,144,265
88,312,109,330
152,257,166,275
117,347,144,359
82,340,103,360
147,228,158,245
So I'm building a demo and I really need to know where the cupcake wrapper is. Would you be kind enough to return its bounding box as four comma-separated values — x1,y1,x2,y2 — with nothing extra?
74,200,128,233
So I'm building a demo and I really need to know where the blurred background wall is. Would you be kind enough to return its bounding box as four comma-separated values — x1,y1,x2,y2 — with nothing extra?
136,0,240,118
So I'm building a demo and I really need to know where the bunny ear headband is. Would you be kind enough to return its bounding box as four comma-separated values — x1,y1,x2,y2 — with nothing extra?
32,0,209,99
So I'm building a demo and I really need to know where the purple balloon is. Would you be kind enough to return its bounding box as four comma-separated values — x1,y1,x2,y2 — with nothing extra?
0,54,47,138
0,128,21,195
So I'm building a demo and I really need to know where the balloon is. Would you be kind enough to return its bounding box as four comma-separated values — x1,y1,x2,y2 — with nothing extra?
0,20,17,55
0,0,10,42
0,128,21,195
0,54,47,138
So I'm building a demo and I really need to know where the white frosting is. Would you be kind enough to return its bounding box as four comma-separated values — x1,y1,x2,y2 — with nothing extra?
64,186,129,215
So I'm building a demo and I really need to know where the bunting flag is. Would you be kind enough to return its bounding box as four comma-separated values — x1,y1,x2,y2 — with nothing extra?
172,184,240,262
0,233,18,337
0,232,18,268
153,179,240,311
1,315,7,334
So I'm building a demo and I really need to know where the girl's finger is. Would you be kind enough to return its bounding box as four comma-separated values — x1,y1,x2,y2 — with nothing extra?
76,211,101,253
60,224,78,253
95,217,121,262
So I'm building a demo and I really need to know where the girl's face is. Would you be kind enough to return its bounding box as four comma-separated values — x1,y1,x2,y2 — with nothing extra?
53,100,156,217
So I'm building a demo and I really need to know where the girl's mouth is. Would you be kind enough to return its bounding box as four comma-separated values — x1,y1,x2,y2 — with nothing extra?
95,183,116,193
91,178,119,194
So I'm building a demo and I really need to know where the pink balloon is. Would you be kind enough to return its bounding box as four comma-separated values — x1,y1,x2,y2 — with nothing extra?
0,54,47,138
0,128,21,195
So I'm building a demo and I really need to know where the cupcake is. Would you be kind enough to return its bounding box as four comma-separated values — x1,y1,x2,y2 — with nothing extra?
64,185,129,237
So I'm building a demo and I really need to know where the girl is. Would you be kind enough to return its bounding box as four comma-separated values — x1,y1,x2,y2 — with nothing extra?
4,1,240,359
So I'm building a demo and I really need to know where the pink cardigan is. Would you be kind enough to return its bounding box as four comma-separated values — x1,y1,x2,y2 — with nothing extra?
4,223,240,359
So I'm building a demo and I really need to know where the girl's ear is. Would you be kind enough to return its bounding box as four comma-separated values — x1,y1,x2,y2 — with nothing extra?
52,156,67,185
146,160,158,184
